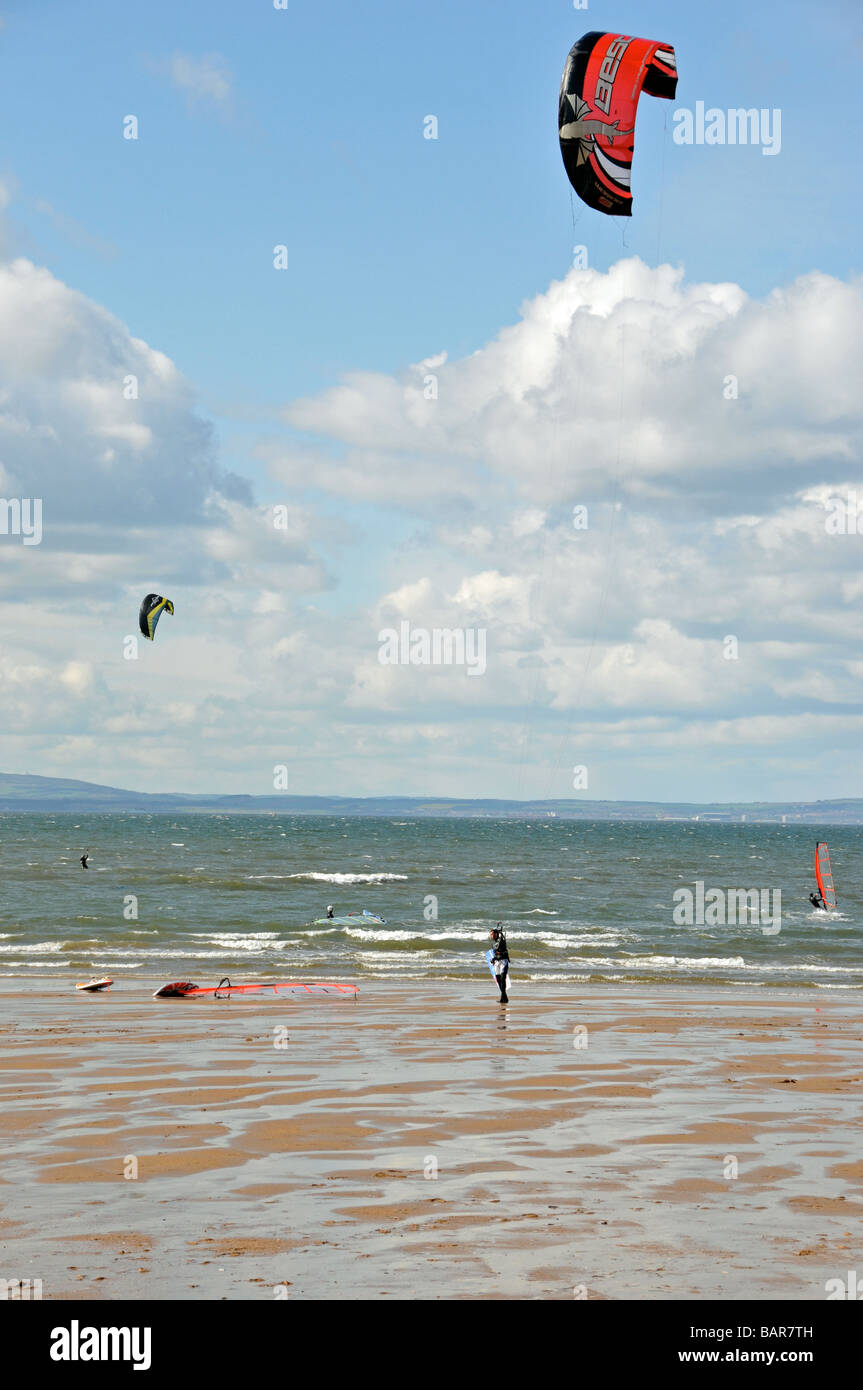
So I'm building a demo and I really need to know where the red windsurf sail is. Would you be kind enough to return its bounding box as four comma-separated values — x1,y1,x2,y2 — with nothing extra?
154,978,358,999
815,842,837,909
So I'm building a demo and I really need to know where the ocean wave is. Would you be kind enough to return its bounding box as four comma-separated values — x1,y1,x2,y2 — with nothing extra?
79,962,143,970
0,962,70,969
616,954,861,975
186,931,283,941
283,872,408,884
340,927,484,943
0,941,63,954
184,933,290,952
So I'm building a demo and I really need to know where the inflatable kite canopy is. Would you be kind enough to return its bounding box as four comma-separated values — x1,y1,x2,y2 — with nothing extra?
139,593,174,641
559,31,678,216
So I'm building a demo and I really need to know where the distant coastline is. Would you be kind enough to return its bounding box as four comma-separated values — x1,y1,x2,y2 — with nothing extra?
1,772,861,822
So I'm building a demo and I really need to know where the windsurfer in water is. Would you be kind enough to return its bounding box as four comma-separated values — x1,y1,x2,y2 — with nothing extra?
809,892,827,911
80,852,89,869
326,905,335,919
488,924,510,1004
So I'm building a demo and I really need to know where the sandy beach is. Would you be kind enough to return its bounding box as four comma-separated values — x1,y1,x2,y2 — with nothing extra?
0,980,860,1301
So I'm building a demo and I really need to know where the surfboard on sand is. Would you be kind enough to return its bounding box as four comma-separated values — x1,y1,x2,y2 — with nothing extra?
76,977,113,992
153,978,358,999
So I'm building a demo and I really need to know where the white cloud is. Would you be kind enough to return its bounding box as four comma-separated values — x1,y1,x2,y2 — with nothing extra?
452,570,531,623
0,258,249,527
1,252,861,799
60,661,94,696
270,259,862,520
167,52,233,112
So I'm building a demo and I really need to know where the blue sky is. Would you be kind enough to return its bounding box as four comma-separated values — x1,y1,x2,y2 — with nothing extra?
0,1,861,799
5,1,859,418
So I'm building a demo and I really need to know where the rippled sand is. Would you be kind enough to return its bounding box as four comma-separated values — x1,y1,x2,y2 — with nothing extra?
0,980,861,1299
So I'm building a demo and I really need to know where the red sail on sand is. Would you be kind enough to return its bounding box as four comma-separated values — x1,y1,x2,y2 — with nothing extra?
815,842,837,909
154,979,359,999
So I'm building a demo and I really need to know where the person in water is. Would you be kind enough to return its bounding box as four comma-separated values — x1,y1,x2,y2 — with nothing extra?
80,852,89,869
809,892,827,911
326,905,335,919
488,924,509,1003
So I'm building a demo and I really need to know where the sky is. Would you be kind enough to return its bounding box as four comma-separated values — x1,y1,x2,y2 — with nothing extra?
0,0,861,801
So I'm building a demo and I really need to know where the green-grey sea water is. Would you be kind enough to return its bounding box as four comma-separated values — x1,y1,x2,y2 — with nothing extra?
1,815,860,990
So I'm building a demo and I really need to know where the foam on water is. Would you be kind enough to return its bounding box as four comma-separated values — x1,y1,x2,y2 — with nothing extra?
0,813,860,990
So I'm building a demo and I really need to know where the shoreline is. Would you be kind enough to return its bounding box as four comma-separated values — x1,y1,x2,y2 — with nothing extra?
2,972,860,995
1,982,861,1299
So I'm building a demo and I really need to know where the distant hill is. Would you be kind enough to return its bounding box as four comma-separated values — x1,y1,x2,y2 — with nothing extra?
0,773,862,822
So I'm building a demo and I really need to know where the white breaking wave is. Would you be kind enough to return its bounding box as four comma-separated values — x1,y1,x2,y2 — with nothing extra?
86,963,143,971
0,942,62,954
187,931,282,941
283,872,408,884
341,927,419,942
534,931,629,948
341,927,481,943
618,955,861,975
355,950,418,965
183,933,289,953
129,948,277,960
1,962,69,969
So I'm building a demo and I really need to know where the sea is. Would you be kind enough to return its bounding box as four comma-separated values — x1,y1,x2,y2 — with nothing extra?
0,815,860,991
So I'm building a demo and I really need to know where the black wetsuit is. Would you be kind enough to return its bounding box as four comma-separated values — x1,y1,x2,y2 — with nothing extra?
809,893,826,911
491,933,510,1002
80,855,89,869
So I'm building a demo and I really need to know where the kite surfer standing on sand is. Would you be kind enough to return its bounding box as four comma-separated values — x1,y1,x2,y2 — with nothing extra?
487,925,510,1004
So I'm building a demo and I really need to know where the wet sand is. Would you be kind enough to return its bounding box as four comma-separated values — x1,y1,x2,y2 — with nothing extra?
1,980,861,1299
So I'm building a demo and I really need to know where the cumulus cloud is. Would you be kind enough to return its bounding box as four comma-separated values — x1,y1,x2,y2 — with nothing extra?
0,259,250,527
269,259,863,519
0,253,343,789
257,258,863,795
1,252,860,798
